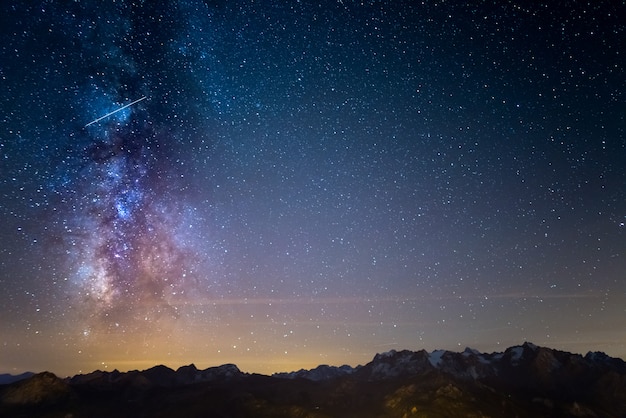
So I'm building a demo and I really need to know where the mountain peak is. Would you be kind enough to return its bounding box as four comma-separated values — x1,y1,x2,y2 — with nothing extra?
462,347,482,356
273,364,356,381
1,372,73,406
522,341,539,350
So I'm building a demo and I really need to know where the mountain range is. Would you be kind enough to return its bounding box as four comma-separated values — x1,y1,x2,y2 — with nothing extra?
1,342,625,417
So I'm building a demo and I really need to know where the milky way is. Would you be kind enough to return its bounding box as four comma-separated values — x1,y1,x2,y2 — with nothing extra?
1,1,625,376
66,106,199,329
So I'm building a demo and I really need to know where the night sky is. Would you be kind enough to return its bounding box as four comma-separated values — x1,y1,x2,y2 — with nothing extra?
1,1,625,377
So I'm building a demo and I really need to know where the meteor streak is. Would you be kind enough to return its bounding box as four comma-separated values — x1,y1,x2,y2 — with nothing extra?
85,96,147,127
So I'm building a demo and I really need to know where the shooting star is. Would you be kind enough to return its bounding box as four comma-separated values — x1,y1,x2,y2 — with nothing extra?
85,96,147,127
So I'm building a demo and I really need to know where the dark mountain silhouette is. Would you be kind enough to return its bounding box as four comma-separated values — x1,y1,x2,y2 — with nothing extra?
0,372,34,385
273,364,357,381
1,342,625,417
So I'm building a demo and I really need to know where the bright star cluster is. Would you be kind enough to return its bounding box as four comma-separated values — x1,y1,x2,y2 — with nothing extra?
1,1,625,376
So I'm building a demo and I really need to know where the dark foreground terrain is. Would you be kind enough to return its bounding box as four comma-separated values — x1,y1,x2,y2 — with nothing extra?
2,343,625,417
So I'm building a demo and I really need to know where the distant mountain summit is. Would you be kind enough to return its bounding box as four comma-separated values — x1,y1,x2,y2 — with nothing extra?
2,343,625,417
68,363,244,389
0,372,34,385
273,364,357,381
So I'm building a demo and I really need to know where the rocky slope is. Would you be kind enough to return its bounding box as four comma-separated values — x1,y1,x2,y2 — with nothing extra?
1,342,625,417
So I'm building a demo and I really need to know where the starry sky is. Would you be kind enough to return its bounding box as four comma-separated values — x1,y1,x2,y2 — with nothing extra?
1,0,625,377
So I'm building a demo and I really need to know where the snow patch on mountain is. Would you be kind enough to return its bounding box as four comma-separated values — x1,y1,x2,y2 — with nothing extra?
509,346,524,363
428,350,445,367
